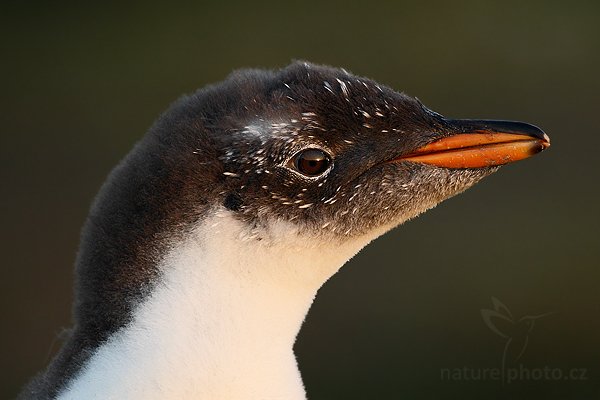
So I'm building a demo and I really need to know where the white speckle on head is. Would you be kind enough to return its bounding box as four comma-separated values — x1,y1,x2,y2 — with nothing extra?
301,112,318,120
242,124,265,138
336,78,350,99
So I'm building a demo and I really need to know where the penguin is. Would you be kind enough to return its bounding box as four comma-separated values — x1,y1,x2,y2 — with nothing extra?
18,61,550,399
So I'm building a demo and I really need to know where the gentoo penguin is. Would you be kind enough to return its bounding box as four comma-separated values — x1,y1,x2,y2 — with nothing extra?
19,61,550,400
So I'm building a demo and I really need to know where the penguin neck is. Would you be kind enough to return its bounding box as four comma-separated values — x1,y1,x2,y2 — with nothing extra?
58,210,373,400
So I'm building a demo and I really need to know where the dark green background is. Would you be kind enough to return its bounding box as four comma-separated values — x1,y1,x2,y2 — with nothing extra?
2,1,599,398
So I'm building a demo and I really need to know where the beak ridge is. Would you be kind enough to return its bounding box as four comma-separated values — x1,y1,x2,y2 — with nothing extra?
448,119,550,144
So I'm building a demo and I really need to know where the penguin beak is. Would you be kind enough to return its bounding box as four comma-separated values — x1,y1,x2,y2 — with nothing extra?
397,120,550,169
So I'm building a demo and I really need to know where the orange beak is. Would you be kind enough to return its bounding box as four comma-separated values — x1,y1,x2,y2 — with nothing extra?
397,120,550,169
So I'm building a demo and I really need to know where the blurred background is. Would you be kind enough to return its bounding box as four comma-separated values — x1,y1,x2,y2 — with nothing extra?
2,1,599,398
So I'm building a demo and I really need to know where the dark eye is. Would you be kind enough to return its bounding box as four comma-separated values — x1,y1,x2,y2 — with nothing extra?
292,148,332,177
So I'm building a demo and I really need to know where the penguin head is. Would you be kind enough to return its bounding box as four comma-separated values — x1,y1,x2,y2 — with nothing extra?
149,61,547,241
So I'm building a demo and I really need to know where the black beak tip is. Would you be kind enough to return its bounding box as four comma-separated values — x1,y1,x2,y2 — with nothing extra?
448,119,550,145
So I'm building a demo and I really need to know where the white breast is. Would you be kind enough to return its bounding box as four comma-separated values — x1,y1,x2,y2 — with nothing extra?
57,209,383,400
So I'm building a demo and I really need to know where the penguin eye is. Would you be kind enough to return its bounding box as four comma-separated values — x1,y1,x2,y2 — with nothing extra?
291,148,331,177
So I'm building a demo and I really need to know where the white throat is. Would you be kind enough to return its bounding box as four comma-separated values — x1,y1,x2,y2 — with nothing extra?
58,209,383,400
